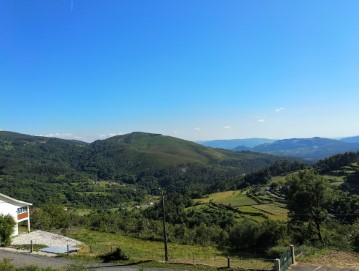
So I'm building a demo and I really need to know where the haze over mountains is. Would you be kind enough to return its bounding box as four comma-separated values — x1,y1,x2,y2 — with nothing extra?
199,136,359,160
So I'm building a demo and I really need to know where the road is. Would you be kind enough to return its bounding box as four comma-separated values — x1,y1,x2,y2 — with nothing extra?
0,250,180,271
289,263,359,271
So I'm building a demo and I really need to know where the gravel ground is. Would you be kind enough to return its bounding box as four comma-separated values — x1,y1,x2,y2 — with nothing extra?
12,230,82,247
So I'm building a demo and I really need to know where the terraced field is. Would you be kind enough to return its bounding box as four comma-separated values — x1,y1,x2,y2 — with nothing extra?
195,190,258,206
195,188,288,222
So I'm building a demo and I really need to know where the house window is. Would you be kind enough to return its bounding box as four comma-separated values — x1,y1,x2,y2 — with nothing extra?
17,207,27,214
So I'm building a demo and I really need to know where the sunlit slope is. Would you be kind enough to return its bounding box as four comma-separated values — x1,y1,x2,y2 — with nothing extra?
79,132,284,176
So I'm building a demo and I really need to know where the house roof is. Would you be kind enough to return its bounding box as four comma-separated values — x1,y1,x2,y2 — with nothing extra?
0,193,32,206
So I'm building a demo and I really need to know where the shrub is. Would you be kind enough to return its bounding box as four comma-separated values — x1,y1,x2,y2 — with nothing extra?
351,220,359,252
100,247,129,262
0,214,15,246
266,245,289,258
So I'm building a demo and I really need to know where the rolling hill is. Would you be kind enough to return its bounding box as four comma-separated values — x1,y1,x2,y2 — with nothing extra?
78,132,285,179
0,131,87,176
0,131,288,205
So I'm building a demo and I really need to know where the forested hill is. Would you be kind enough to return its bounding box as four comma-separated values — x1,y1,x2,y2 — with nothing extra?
0,131,291,205
0,131,87,176
78,132,287,179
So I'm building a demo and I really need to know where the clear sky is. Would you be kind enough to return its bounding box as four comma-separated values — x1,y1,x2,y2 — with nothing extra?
1,0,359,142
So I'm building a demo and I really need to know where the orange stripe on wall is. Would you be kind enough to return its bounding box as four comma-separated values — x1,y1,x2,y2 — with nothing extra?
17,212,28,220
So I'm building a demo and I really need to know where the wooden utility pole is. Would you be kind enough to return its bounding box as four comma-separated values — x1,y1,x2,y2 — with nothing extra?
161,189,169,261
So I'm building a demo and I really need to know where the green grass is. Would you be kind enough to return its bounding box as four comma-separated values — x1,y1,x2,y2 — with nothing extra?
270,175,287,184
252,204,288,221
67,228,273,269
194,188,288,222
195,190,257,207
11,244,48,252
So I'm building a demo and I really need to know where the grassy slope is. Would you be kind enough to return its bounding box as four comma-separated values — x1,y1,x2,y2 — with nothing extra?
195,190,258,206
194,188,288,222
68,228,273,269
86,132,281,171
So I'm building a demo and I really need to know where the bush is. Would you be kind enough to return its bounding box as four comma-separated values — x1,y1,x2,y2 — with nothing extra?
100,248,129,262
228,219,286,251
228,219,261,249
257,220,286,250
351,220,359,252
266,245,289,258
0,214,15,246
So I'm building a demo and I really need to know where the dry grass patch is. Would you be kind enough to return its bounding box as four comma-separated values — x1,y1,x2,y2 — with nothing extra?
301,251,359,268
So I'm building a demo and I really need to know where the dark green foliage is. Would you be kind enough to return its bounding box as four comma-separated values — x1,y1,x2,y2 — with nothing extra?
100,247,129,262
143,192,193,224
331,191,359,223
242,160,306,186
351,220,359,252
227,219,286,251
285,170,336,245
0,214,15,246
315,152,359,174
31,203,69,230
0,131,284,207
347,169,359,185
228,219,260,249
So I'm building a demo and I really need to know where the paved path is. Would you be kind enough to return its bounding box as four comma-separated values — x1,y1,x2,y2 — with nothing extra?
0,250,180,271
0,250,74,269
289,263,359,271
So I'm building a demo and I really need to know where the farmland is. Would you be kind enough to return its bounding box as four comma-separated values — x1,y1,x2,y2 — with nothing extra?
194,187,288,222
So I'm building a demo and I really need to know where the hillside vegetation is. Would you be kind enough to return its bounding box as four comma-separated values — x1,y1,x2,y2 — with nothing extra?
0,130,287,206
2,131,359,268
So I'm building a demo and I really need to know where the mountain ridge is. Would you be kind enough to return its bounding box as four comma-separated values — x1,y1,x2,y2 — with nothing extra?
198,136,359,160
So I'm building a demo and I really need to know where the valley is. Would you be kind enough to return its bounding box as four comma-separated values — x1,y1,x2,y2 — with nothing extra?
1,131,359,270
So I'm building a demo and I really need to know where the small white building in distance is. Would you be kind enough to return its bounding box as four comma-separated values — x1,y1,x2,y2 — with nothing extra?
0,193,32,236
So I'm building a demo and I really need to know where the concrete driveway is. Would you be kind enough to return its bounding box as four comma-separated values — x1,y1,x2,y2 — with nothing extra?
12,230,82,247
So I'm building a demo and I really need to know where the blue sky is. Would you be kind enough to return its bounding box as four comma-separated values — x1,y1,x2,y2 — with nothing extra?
1,0,359,142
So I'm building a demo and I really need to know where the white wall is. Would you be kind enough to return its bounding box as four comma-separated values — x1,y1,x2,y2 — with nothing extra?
0,200,18,219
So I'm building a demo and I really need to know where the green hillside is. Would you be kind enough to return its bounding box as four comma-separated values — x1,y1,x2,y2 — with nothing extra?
0,131,286,206
78,132,285,179
0,131,87,176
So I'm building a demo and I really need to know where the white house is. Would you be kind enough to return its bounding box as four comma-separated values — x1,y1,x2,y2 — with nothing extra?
0,193,32,236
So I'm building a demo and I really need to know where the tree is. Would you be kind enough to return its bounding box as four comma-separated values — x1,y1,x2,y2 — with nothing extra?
285,169,335,245
0,214,15,246
31,203,69,230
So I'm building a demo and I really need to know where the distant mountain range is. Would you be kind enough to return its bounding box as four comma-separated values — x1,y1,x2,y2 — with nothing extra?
198,138,276,149
199,136,359,160
340,136,359,144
